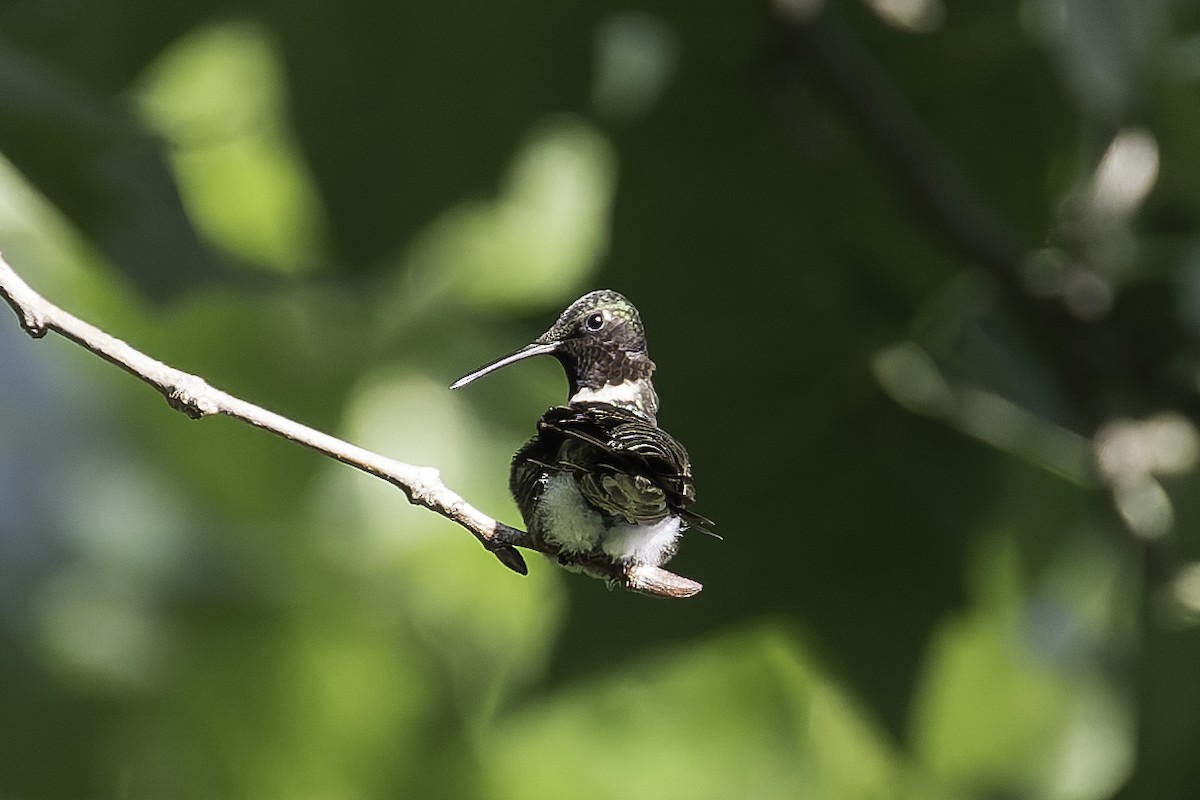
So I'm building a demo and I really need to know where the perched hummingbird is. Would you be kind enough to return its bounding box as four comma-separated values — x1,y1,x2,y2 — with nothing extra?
451,289,711,596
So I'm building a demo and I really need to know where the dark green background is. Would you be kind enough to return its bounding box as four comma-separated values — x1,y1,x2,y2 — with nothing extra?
1,1,1197,797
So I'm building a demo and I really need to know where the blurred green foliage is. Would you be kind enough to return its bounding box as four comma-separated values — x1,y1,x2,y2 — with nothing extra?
1,1,1199,798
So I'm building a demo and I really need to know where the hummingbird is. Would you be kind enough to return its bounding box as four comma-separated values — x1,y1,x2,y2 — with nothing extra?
451,289,712,596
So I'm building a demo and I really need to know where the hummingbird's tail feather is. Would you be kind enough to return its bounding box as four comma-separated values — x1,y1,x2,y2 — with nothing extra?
682,510,721,539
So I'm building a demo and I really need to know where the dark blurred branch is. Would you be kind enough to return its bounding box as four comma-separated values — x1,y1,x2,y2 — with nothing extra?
767,4,1134,427
766,5,1200,585
771,5,1026,288
0,253,702,598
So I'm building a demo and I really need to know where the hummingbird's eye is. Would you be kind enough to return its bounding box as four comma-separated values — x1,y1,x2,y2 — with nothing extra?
583,311,606,332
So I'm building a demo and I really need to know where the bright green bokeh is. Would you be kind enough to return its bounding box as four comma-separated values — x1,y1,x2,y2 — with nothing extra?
135,21,328,274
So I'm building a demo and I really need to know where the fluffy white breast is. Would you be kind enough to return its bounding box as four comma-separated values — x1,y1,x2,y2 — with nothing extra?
601,516,682,566
534,471,682,566
534,472,605,552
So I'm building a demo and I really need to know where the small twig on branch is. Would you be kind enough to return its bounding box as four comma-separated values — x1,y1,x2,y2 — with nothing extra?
0,252,702,597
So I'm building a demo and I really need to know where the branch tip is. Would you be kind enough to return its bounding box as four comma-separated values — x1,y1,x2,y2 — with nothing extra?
625,563,703,598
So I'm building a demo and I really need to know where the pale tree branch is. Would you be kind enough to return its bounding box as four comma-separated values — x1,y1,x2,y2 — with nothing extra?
0,253,702,598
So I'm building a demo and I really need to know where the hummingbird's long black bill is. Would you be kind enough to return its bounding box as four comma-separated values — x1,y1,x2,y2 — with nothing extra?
450,341,558,389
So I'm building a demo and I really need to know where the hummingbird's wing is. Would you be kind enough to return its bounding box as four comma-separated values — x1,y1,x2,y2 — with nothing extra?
536,402,704,526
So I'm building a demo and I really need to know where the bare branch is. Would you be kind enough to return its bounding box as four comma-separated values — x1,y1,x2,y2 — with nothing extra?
0,252,703,596
0,252,531,573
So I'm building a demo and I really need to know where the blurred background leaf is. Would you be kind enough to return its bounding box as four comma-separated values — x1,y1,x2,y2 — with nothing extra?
2,0,1200,798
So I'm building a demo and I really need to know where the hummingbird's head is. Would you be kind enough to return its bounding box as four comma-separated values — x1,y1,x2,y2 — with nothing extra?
451,289,659,417
534,290,652,386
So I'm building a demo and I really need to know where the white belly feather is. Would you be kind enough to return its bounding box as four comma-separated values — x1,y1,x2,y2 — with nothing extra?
535,472,606,552
534,472,682,566
602,516,682,565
